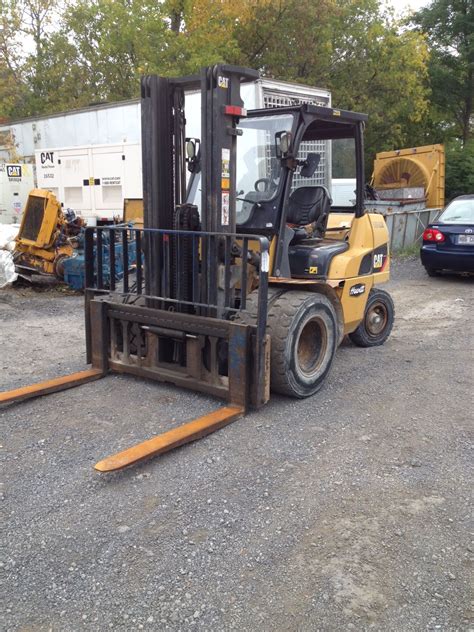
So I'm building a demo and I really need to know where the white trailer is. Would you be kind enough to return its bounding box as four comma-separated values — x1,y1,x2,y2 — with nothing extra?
0,163,35,224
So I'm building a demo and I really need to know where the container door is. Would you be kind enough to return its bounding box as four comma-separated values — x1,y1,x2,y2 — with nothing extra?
35,150,62,203
58,148,92,214
91,146,124,219
122,144,142,199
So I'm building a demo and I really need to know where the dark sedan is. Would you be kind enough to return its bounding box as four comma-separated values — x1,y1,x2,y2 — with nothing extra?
420,195,474,276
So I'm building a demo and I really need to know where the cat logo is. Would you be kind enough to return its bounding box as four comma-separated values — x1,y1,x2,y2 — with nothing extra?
218,76,229,89
40,151,55,165
374,253,384,269
6,165,21,178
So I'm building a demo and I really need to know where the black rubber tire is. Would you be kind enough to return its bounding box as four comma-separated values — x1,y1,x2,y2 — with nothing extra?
236,289,338,398
349,288,394,348
424,266,441,277
268,292,338,397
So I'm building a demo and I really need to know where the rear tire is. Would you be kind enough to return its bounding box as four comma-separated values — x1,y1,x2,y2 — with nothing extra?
267,292,337,398
424,266,441,277
349,288,394,347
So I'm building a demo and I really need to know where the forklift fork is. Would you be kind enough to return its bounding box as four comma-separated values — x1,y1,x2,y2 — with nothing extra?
0,369,104,406
94,405,244,472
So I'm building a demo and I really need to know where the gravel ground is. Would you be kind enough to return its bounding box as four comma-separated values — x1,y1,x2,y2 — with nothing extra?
1,258,473,631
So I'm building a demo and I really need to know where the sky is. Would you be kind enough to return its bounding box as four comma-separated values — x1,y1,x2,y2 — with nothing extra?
388,0,432,14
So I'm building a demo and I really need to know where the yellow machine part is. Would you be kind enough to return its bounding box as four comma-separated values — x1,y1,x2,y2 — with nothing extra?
16,189,63,248
14,189,73,275
328,213,390,334
372,144,445,209
123,198,144,227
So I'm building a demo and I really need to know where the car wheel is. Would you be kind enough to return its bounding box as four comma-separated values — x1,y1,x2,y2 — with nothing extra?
349,288,394,348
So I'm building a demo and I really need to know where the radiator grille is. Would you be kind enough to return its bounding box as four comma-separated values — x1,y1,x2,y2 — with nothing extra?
20,196,46,242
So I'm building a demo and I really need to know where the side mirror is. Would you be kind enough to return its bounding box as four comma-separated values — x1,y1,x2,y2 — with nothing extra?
275,131,292,158
185,138,200,173
300,152,321,178
186,140,196,159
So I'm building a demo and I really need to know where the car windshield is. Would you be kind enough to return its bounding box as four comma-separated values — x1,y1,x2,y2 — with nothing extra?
439,198,474,224
236,114,294,223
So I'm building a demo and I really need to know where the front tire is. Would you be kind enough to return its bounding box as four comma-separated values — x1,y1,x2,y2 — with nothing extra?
267,292,338,398
349,288,394,348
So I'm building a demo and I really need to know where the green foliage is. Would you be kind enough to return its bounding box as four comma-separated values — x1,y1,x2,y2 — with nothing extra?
395,242,420,257
412,0,474,146
0,0,471,203
445,141,474,199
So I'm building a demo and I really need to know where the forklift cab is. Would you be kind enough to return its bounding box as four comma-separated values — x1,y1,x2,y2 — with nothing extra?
187,103,367,279
236,105,366,279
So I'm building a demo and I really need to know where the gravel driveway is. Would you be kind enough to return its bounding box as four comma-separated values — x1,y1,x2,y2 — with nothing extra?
1,258,472,631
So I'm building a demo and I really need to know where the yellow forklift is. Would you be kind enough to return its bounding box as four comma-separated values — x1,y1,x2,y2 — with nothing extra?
1,65,394,471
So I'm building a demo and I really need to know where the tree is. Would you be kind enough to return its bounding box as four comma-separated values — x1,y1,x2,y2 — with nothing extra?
413,0,474,146
61,0,172,103
236,0,430,171
329,3,430,171
0,2,28,119
445,140,474,198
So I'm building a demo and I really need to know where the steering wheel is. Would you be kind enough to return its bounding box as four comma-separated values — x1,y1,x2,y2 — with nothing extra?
254,178,272,193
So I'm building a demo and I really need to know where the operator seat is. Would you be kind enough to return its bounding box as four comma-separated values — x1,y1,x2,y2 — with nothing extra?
287,186,331,240
286,185,349,279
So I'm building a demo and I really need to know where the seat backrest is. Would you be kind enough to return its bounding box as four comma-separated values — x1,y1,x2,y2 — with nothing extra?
287,186,331,236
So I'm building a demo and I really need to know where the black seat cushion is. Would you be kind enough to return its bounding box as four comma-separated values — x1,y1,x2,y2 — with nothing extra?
287,186,331,225
288,238,349,279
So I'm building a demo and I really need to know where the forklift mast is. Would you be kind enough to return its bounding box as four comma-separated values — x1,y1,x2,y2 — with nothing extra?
141,65,259,234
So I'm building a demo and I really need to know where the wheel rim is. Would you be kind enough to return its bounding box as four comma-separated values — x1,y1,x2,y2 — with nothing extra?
53,255,67,280
365,301,388,337
296,317,328,376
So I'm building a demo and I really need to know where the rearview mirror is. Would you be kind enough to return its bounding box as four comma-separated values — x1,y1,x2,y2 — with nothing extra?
186,140,196,159
300,152,321,178
185,137,200,173
275,131,292,158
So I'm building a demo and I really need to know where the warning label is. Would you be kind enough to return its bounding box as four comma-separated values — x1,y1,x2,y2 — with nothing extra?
221,148,230,179
221,191,230,226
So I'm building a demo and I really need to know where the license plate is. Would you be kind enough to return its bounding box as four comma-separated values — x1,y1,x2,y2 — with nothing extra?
458,234,474,245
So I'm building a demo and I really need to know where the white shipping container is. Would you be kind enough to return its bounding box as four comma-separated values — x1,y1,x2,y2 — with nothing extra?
35,143,142,221
0,163,35,224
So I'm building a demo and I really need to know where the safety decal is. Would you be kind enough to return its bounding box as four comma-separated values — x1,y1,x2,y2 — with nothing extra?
221,191,230,226
222,148,230,178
